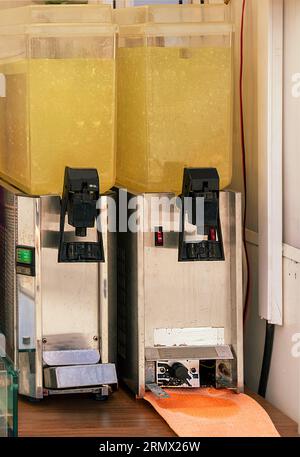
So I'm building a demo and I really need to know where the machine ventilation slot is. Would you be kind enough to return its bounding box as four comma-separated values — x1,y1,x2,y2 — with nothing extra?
0,192,17,361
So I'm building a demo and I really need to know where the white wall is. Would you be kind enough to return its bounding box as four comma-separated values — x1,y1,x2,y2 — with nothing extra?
230,0,265,393
233,0,300,426
267,0,300,425
283,0,300,249
268,256,300,424
231,0,259,234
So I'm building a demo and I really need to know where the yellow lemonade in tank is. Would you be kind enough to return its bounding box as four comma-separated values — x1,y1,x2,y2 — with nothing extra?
0,4,117,195
0,58,116,195
117,47,232,194
115,4,233,194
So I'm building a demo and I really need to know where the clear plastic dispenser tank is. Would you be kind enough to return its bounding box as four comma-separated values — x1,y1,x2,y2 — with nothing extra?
114,4,234,194
0,4,117,195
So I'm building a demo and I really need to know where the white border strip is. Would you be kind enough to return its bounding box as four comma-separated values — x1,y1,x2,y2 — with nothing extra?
246,229,300,264
257,0,283,325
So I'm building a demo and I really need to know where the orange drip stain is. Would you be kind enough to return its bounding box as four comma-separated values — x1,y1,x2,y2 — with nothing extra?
157,393,239,419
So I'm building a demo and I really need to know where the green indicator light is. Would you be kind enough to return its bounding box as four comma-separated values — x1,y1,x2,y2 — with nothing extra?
17,249,33,265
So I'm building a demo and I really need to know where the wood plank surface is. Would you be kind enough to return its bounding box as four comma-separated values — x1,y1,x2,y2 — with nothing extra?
18,385,299,438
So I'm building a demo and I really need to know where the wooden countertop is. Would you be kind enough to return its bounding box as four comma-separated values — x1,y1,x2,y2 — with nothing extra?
18,385,299,438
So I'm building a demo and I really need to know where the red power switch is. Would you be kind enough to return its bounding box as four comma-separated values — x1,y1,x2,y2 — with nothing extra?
209,227,217,241
155,227,164,247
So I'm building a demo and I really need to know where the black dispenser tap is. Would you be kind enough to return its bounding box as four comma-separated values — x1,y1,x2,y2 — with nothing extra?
178,168,224,262
58,167,104,263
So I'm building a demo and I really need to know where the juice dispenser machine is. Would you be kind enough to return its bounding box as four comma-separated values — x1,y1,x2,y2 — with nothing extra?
0,4,118,400
115,3,243,397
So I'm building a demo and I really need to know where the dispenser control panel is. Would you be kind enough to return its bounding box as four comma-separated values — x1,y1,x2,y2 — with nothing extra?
156,359,234,389
16,246,35,276
156,360,200,388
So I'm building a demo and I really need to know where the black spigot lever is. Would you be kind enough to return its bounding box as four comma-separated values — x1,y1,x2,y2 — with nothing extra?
58,167,104,263
178,168,224,262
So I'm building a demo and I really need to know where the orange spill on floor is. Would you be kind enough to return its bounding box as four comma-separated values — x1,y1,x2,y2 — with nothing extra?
144,388,280,437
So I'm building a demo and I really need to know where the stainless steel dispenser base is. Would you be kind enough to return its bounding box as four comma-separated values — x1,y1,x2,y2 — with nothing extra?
0,179,117,399
117,190,243,397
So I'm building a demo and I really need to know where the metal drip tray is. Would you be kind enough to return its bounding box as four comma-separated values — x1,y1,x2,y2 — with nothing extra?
44,363,117,389
43,349,100,367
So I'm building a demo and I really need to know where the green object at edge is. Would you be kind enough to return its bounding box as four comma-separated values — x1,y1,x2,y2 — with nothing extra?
0,356,18,437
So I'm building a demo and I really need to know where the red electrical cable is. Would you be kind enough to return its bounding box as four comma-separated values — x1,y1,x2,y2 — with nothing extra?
240,0,250,325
